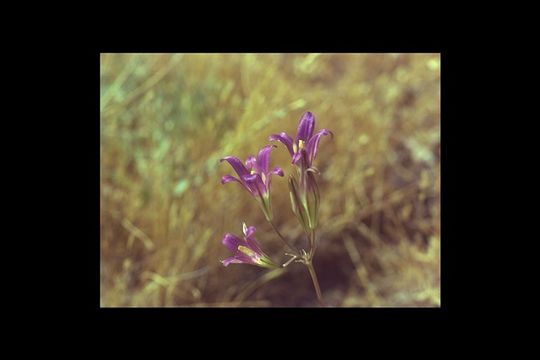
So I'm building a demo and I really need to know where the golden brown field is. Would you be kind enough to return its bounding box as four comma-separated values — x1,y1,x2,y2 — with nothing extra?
100,53,440,307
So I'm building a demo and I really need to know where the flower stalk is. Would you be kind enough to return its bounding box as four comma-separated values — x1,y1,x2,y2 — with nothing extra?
306,260,324,306
269,220,299,255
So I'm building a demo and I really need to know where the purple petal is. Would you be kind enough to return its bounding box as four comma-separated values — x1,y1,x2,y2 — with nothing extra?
245,155,256,171
256,145,276,174
245,236,262,255
264,167,283,190
269,132,294,157
222,254,253,266
306,129,333,164
221,175,242,185
222,233,245,252
244,225,256,239
296,112,315,144
291,150,303,165
243,225,262,254
220,174,254,194
220,156,248,178
270,166,284,177
221,256,243,266
243,173,267,196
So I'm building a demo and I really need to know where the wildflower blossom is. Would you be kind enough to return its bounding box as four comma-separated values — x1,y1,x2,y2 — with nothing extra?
269,111,332,169
221,223,278,269
220,145,283,220
270,112,331,231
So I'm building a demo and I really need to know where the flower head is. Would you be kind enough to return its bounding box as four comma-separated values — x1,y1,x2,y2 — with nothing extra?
220,144,284,220
221,223,278,269
269,111,333,169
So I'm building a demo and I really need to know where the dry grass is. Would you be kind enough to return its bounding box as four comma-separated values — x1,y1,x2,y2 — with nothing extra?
100,53,440,307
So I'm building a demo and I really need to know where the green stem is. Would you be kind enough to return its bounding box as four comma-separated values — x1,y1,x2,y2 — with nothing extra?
306,261,325,306
269,220,299,255
308,229,316,257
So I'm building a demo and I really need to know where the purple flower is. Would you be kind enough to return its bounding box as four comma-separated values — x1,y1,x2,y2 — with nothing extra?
269,111,332,169
271,112,332,232
221,223,278,269
220,145,284,221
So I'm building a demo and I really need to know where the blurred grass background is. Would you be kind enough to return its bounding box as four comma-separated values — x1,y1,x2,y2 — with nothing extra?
100,53,440,307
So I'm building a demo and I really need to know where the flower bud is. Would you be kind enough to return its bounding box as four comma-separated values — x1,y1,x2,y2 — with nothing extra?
305,170,320,230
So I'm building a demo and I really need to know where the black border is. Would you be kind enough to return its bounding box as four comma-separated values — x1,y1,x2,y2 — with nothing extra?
82,47,457,326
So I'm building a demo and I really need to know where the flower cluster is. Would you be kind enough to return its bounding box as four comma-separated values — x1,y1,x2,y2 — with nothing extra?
219,111,332,272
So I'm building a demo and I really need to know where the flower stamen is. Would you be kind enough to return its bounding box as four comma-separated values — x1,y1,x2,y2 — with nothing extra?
238,245,257,258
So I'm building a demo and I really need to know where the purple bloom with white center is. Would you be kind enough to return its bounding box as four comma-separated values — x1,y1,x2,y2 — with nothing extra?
221,223,278,269
269,111,333,169
220,144,284,221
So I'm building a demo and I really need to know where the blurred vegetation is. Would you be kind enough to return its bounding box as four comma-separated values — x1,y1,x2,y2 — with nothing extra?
100,53,440,307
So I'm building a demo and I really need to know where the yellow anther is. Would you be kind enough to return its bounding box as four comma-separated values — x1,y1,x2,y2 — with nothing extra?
250,169,256,175
238,245,257,257
298,140,305,150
